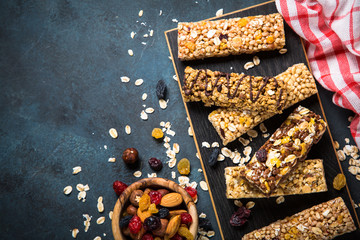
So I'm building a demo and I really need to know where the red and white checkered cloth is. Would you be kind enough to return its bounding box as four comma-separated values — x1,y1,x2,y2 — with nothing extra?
275,0,360,148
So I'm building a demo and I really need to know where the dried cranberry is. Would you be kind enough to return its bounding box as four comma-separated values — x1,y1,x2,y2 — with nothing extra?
256,149,267,162
128,216,142,234
156,80,167,99
171,234,183,240
229,206,251,227
219,33,228,41
143,216,161,231
119,215,132,228
184,186,197,198
148,158,163,171
149,191,162,205
156,207,169,218
208,148,220,167
113,181,128,196
141,233,154,240
180,213,193,225
199,218,213,231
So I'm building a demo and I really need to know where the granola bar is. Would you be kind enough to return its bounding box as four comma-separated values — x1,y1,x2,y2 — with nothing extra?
225,159,327,199
178,13,285,61
242,197,356,240
208,63,318,145
242,106,327,195
182,66,287,113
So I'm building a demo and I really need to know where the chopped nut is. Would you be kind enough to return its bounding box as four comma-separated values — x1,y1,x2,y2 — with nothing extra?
109,128,118,138
63,186,73,195
200,181,208,191
159,99,168,109
246,201,255,209
125,125,131,135
337,150,346,161
135,79,143,86
108,157,116,163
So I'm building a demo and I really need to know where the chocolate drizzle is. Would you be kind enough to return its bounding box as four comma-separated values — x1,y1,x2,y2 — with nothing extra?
228,74,246,99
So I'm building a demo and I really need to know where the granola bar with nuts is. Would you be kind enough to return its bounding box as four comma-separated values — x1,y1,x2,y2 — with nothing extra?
178,13,285,61
208,63,318,145
225,159,327,199
242,106,327,195
182,66,287,113
242,197,356,240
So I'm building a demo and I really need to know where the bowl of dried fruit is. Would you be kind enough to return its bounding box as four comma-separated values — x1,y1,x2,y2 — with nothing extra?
112,177,198,240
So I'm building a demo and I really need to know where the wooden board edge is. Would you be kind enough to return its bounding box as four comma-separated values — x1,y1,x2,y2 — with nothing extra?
164,31,226,240
300,38,360,228
164,0,275,33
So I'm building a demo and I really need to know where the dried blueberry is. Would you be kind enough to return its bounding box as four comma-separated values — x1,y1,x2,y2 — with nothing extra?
199,218,213,231
219,33,228,41
148,157,163,171
119,215,133,228
156,207,169,218
208,148,220,167
143,215,161,231
156,80,167,99
229,206,251,227
256,149,267,162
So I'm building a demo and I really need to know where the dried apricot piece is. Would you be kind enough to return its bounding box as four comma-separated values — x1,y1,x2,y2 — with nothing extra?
177,158,190,175
152,128,164,139
238,18,248,27
266,36,274,43
178,226,194,240
333,173,346,190
139,193,151,211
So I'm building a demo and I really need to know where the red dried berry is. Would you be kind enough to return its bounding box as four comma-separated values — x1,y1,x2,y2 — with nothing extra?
148,158,163,171
148,191,162,205
170,233,183,240
256,149,267,162
184,186,197,198
230,206,251,227
180,213,193,225
128,216,142,234
113,181,128,196
141,233,154,240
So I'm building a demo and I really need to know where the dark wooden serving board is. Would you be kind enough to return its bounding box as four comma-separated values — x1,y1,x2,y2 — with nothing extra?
165,1,359,239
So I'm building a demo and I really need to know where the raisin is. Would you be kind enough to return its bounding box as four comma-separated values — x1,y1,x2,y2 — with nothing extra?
143,216,161,231
177,158,190,175
333,173,346,190
171,234,183,240
156,208,169,219
256,149,267,162
149,191,162,205
128,216,142,234
178,226,194,240
219,33,228,41
180,213,193,225
230,206,251,227
113,181,128,196
139,194,151,211
184,186,197,198
148,203,159,214
141,234,154,240
120,215,133,228
148,158,163,171
152,128,164,139
156,80,167,99
208,148,220,167
199,218,213,231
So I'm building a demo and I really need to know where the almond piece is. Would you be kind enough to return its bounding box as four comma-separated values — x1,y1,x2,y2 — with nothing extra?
165,215,181,238
168,209,187,218
160,193,183,208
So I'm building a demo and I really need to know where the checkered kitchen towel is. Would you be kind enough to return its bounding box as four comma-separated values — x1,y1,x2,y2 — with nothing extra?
275,0,360,148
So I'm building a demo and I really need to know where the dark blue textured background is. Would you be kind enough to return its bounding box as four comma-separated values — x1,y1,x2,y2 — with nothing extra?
0,0,358,239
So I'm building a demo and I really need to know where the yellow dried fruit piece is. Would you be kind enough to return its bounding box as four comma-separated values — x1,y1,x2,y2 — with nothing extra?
255,30,262,40
333,173,346,190
185,41,196,52
300,143,307,155
178,226,194,240
139,193,151,211
266,36,274,43
281,136,290,144
219,42,227,50
137,207,152,222
238,18,248,27
148,203,159,214
177,158,190,175
152,128,164,139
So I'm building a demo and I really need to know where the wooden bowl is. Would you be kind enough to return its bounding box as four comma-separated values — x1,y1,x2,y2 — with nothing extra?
112,177,198,240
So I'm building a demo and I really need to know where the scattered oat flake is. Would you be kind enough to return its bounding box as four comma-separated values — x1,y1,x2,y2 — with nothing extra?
253,56,260,65
345,138,350,144
239,137,250,146
172,18,178,22
149,30,154,36
108,157,116,163
64,186,73,195
200,181,208,191
337,150,346,161
135,79,143,86
96,217,105,225
221,147,231,158
159,10,162,16
71,228,79,238
334,141,340,149
159,99,168,109
188,127,193,136
279,48,288,54
211,142,219,148
243,146,252,156
148,173,157,178
124,125,131,135
109,128,118,138
207,231,216,237
97,202,104,213
94,237,101,240
140,110,148,120
247,129,258,138
171,171,176,179
145,107,154,114
108,211,113,220
142,93,148,101
276,196,285,204
143,34,149,38
78,191,86,201
72,166,82,175
198,168,203,172
217,154,225,161
76,184,85,192
244,62,255,70
128,49,133,56
202,142,210,148
259,123,267,133
138,10,143,17
216,8,223,17
196,152,200,159
246,201,255,209
130,31,136,39
199,212,207,218
120,76,130,83
263,133,270,138
173,143,180,153
234,200,243,207
173,75,178,81
133,170,142,178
